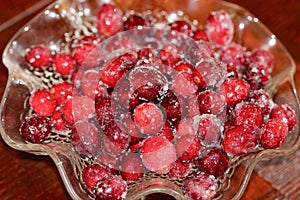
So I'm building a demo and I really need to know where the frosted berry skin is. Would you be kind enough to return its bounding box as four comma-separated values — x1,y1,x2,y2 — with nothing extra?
94,175,127,200
120,152,144,181
141,135,177,174
96,3,123,36
95,96,117,127
183,172,218,200
20,114,51,143
95,151,120,174
176,134,202,162
222,124,261,156
123,14,151,30
219,43,246,72
261,119,289,149
168,159,191,180
52,52,75,76
25,45,51,69
169,20,193,37
197,148,229,177
49,81,73,105
270,104,297,131
197,90,225,115
82,164,111,192
30,88,57,116
233,102,264,128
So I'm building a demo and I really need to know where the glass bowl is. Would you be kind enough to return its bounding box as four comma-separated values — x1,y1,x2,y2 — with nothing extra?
1,0,299,199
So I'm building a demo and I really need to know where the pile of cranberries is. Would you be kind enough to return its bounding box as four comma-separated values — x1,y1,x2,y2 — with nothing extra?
20,3,297,200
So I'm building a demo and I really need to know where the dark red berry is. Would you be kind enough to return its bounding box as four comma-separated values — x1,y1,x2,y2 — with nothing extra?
94,175,127,200
141,135,177,174
168,159,191,179
96,3,123,36
25,45,51,69
159,44,179,61
176,134,202,162
222,124,260,156
197,90,225,115
50,81,73,104
95,96,119,127
50,109,68,132
30,88,57,116
120,152,144,181
169,20,193,37
220,43,246,72
261,119,289,149
95,151,120,174
243,62,272,90
52,52,75,76
249,89,274,115
247,48,274,68
270,104,297,131
233,102,264,127
193,29,209,41
158,121,175,142
123,14,150,30
20,114,51,143
82,164,111,192
197,148,229,177
160,90,183,125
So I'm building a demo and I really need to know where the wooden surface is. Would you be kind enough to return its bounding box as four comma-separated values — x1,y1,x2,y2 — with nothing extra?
0,0,299,199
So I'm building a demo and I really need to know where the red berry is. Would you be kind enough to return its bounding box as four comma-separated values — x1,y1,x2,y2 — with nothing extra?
187,92,201,118
197,148,229,177
247,48,274,68
205,10,234,46
133,102,165,135
95,151,120,174
120,152,144,181
219,43,246,72
244,62,272,90
270,104,297,131
160,90,183,125
159,44,179,61
123,14,150,30
222,124,260,156
176,134,202,162
50,109,68,132
95,96,119,127
158,121,175,142
261,119,289,149
94,175,127,200
52,52,75,76
25,45,51,69
71,120,101,157
193,29,209,41
219,77,250,107
183,172,218,200
233,102,264,127
30,88,57,116
20,114,51,143
141,135,177,174
249,89,274,115
50,81,73,104
169,20,193,37
176,118,196,137
197,90,225,115
82,164,111,192
96,3,123,36
196,114,223,146
168,159,191,179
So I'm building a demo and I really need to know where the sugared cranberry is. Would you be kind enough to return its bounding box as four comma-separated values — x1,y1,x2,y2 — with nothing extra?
160,90,183,125
52,52,75,76
95,96,119,127
141,135,177,174
158,121,175,142
205,10,234,46
197,90,225,115
159,44,179,61
133,102,164,135
197,148,229,177
50,109,68,132
183,172,218,200
122,115,143,145
169,20,193,37
196,114,223,146
95,151,120,174
220,43,246,72
25,45,51,69
94,175,127,200
247,48,274,68
96,3,123,36
123,14,150,30
176,134,202,162
219,77,250,107
243,62,272,90
50,81,73,104
187,92,201,118
120,152,144,181
20,114,51,143
233,102,264,127
82,164,111,192
71,120,101,157
270,104,297,131
261,119,289,149
176,117,196,137
168,159,191,179
193,29,209,41
249,89,274,115
30,88,57,116
222,124,260,156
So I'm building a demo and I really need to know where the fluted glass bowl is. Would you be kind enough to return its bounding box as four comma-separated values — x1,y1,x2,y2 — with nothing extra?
1,0,299,199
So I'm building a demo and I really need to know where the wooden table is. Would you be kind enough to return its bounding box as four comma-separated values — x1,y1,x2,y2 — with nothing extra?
0,0,299,199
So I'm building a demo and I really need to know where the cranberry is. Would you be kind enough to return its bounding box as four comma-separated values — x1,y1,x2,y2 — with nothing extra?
187,92,201,118
160,90,183,125
193,29,209,41
133,102,164,135
247,48,274,68
50,109,68,132
79,69,106,99
220,43,246,72
20,114,51,143
141,135,177,174
196,114,223,146
197,148,229,177
233,102,264,127
168,159,191,179
249,89,274,115
176,134,202,162
120,152,144,181
159,44,179,61
72,95,96,122
95,151,120,174
222,124,261,156
219,77,250,107
197,90,225,115
205,10,234,46
158,121,175,142
25,45,51,69
137,47,156,61
50,81,73,104
52,52,75,76
261,119,289,149
30,88,57,116
123,14,150,30
169,20,193,37
82,164,111,192
183,172,218,200
96,3,123,36
95,96,119,127
270,104,297,131
176,118,196,137
94,175,127,200
71,120,101,157
243,62,272,90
